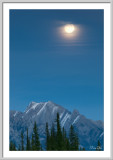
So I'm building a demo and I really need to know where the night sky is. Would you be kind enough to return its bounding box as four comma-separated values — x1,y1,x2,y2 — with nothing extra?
10,10,104,120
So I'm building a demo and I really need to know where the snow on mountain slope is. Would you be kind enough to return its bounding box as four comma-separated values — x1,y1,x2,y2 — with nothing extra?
26,103,39,114
61,113,71,127
72,115,80,125
13,111,18,117
37,102,48,116
10,101,104,150
99,132,104,138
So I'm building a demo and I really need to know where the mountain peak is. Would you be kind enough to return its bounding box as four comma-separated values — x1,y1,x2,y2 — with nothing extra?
29,101,53,106
29,101,37,105
47,101,54,104
25,101,40,113
72,109,80,115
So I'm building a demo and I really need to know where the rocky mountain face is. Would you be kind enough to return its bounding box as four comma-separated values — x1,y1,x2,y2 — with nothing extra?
10,101,104,150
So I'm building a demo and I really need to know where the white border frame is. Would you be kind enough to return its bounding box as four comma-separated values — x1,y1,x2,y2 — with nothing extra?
0,1,112,160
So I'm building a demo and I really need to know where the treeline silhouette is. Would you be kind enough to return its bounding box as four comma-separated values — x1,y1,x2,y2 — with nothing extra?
10,113,101,151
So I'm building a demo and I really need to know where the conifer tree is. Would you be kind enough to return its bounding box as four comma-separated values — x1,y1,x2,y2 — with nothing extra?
96,140,101,151
31,133,35,150
26,128,31,151
45,122,50,150
18,144,21,151
65,137,70,150
69,125,79,151
61,127,70,151
82,147,85,151
31,121,40,150
40,145,43,151
75,133,79,150
62,127,68,150
10,141,16,151
50,123,56,150
62,127,65,150
56,113,63,150
21,131,24,151
69,125,75,150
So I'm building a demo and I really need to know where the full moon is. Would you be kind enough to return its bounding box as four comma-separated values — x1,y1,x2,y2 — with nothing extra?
58,23,80,39
64,24,75,33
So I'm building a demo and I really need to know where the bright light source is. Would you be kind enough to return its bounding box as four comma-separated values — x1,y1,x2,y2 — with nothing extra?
64,24,75,33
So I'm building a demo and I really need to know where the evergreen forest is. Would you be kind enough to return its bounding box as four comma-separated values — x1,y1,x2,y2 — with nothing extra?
10,113,101,151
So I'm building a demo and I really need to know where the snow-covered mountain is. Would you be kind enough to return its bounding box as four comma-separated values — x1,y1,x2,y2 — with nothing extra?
10,101,104,150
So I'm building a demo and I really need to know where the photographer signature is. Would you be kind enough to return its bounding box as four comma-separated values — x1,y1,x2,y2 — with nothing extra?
89,146,102,150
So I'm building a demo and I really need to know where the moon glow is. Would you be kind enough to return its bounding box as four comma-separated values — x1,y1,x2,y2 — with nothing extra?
64,24,75,33
58,23,81,40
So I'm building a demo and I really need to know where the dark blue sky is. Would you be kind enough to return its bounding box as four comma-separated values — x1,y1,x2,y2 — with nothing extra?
10,10,104,120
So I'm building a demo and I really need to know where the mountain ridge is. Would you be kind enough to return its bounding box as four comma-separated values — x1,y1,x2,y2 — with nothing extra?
10,101,104,150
